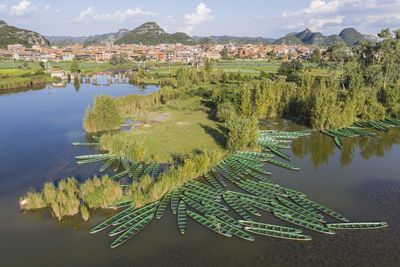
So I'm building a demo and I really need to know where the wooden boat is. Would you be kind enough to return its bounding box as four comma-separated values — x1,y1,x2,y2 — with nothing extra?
238,220,302,233
110,214,154,249
75,153,109,160
72,142,98,146
99,158,115,173
244,227,312,241
108,199,134,209
121,158,130,170
240,198,273,212
185,179,221,196
128,163,138,178
276,196,326,223
177,201,187,234
182,187,221,202
156,191,172,219
222,193,253,221
263,158,300,171
112,158,121,172
203,203,242,228
290,196,349,222
89,205,136,234
210,169,228,187
205,214,255,241
132,164,143,180
228,191,275,204
186,210,231,237
109,208,155,236
334,136,343,148
226,192,261,216
110,170,129,180
76,156,109,165
92,135,101,142
267,146,291,161
180,195,208,214
274,212,335,235
112,201,159,226
171,188,180,215
326,222,388,230
183,191,228,211
204,173,225,192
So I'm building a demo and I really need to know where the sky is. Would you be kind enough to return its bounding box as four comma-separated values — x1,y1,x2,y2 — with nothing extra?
0,0,399,37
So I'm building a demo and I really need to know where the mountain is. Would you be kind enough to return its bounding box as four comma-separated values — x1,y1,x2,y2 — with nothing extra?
47,29,129,47
115,22,195,45
339,28,366,46
273,28,377,46
0,20,49,48
193,35,272,45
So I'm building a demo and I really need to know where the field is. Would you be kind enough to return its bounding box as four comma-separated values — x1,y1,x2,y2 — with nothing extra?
0,68,53,89
130,98,227,162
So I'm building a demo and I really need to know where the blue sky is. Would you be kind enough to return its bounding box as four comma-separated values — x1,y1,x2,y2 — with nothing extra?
0,0,399,37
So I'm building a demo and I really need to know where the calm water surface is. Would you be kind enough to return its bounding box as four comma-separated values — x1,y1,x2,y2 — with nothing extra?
0,80,399,267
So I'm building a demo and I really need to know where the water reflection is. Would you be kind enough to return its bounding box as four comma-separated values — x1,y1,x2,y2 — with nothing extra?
262,118,400,169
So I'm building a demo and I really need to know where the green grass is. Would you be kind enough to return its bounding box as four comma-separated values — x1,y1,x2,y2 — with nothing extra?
130,99,227,162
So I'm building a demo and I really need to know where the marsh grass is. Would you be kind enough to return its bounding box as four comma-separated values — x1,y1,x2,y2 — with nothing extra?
80,205,90,221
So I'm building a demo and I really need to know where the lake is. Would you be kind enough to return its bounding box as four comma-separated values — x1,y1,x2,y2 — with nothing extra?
0,79,399,267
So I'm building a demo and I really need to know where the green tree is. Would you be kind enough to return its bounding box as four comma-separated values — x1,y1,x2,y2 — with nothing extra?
70,57,80,73
378,28,400,89
311,48,321,63
277,60,303,82
83,95,122,132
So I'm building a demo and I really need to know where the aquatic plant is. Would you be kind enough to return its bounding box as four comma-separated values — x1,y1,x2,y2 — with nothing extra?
80,175,123,209
99,132,144,162
83,95,122,132
22,191,46,210
80,205,90,221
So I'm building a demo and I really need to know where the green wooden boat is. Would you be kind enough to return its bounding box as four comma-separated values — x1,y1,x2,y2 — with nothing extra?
276,196,326,223
320,130,337,138
121,158,130,170
177,201,187,234
156,191,172,219
240,198,273,212
108,199,134,209
226,192,261,216
76,156,109,165
112,158,121,172
142,163,155,176
247,170,275,183
185,180,221,196
204,173,225,192
334,136,343,148
186,210,231,237
151,163,160,179
269,202,324,225
184,191,228,211
110,170,129,181
180,195,208,214
109,208,155,236
183,187,221,202
72,142,98,146
263,158,300,171
274,212,335,235
75,153,109,160
238,220,302,233
110,214,154,249
244,227,311,241
112,201,160,226
326,222,388,230
244,180,289,197
210,169,227,187
132,164,143,180
92,135,101,142
89,205,136,234
267,146,291,161
99,158,115,173
171,188,180,215
203,203,242,228
228,191,275,204
290,196,349,222
205,214,255,241
223,193,253,221
128,163,138,178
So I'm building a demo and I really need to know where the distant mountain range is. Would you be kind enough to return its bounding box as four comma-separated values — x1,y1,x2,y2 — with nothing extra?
0,20,49,48
274,28,379,46
0,20,380,48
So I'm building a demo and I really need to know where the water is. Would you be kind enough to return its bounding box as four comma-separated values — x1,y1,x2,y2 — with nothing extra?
0,81,399,266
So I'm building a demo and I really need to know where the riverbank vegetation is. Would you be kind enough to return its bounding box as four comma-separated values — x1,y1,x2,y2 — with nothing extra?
0,69,52,90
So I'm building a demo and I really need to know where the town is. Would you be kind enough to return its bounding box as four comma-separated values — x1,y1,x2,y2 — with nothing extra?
1,43,326,63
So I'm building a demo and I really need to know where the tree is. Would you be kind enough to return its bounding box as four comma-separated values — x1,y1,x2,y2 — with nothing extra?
70,57,80,73
378,28,400,89
327,42,348,89
83,95,122,132
277,60,303,82
311,48,321,63
220,47,229,60
39,61,45,70
204,58,212,74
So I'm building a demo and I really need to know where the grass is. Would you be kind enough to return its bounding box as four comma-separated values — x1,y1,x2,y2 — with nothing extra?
0,68,54,89
129,98,227,162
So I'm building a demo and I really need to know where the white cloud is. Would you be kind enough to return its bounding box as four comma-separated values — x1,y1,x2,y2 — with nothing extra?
309,15,345,31
10,1,37,16
181,3,213,34
55,9,61,14
282,0,358,17
76,6,155,22
44,5,50,11
280,0,400,34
